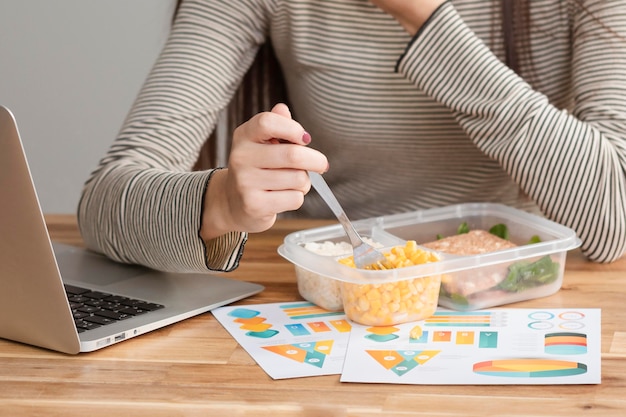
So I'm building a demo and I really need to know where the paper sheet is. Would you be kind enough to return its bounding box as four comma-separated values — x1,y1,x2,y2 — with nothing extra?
213,304,601,384
341,308,601,384
212,302,350,379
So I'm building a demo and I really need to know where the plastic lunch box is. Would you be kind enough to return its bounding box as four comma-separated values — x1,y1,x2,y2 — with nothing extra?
277,203,581,325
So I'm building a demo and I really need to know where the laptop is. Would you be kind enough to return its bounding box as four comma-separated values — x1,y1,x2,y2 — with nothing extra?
0,105,264,354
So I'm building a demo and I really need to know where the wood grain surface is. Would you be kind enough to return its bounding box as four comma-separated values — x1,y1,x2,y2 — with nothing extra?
0,215,624,416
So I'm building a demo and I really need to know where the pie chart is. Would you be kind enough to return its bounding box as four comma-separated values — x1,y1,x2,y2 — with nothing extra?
473,359,587,377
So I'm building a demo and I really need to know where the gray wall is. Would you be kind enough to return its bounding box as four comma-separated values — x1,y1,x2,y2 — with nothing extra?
0,0,176,213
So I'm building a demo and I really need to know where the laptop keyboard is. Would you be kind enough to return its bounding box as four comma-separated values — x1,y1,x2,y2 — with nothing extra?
65,284,165,333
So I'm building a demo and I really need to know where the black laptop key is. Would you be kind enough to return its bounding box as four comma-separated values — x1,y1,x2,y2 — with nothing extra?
75,319,101,331
77,305,102,314
84,299,108,308
118,307,149,316
89,300,123,311
68,295,91,303
121,299,164,311
104,295,131,303
82,291,111,300
132,302,164,311
95,310,132,321
120,298,144,307
83,315,115,326
64,284,90,295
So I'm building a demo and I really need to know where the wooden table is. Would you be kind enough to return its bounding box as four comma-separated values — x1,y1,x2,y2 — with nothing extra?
1,215,625,416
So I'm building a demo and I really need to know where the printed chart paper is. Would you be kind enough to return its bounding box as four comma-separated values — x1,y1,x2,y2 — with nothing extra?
341,308,601,385
212,302,351,379
214,304,601,384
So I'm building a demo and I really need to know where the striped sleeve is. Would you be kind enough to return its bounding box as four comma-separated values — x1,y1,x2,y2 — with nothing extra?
77,0,270,272
397,1,626,263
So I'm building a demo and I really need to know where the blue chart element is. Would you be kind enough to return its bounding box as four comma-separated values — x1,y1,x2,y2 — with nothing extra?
365,333,399,342
392,359,420,376
295,342,327,368
228,308,260,319
392,351,425,375
367,349,440,377
545,344,587,355
246,329,279,338
285,323,311,336
479,331,498,348
528,311,555,321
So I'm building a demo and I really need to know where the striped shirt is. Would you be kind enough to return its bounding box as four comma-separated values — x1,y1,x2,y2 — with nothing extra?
77,0,626,272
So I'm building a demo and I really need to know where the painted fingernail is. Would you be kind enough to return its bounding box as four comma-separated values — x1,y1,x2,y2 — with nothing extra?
302,131,311,144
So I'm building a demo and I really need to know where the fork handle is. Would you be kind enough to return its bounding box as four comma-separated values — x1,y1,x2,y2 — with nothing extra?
308,171,363,248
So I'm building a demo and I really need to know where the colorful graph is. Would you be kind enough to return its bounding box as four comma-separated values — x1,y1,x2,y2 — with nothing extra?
228,308,278,338
544,332,587,355
284,319,352,336
425,311,494,327
280,302,345,319
263,340,334,368
473,359,587,377
364,326,400,342
367,350,440,376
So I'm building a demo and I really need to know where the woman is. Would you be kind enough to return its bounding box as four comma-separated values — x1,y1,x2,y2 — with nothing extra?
78,0,626,272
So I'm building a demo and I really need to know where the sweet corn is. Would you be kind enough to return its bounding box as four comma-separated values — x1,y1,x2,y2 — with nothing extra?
338,240,439,269
339,241,442,326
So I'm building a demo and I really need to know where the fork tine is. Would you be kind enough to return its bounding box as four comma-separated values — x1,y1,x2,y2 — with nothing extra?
353,242,387,269
308,171,387,269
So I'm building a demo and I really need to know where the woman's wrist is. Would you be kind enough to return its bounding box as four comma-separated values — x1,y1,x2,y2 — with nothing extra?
200,169,233,241
405,0,447,35
371,0,447,36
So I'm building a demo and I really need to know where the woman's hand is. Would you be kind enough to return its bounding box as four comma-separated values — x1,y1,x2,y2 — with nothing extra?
369,0,447,35
200,103,328,240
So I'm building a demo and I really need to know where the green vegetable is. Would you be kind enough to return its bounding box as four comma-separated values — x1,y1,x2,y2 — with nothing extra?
439,286,469,307
489,223,509,240
457,222,470,234
527,235,542,244
436,233,444,240
496,255,560,293
449,292,470,307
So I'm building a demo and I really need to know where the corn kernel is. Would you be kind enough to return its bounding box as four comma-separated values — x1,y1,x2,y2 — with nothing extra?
410,325,423,339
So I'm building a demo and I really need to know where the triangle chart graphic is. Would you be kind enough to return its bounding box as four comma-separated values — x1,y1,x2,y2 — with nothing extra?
263,340,334,368
366,349,440,376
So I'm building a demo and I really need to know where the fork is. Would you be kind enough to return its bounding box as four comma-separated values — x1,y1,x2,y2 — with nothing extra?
308,171,387,269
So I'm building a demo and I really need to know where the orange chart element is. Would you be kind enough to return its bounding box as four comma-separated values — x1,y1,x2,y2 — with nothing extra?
473,359,587,378
366,326,400,335
544,332,587,355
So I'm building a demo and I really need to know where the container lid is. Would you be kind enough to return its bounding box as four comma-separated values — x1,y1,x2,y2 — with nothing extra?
277,203,582,285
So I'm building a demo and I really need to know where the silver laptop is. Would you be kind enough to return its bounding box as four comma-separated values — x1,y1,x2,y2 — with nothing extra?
0,105,264,354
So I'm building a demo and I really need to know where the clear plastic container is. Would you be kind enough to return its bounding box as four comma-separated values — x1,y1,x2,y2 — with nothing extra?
277,203,582,323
